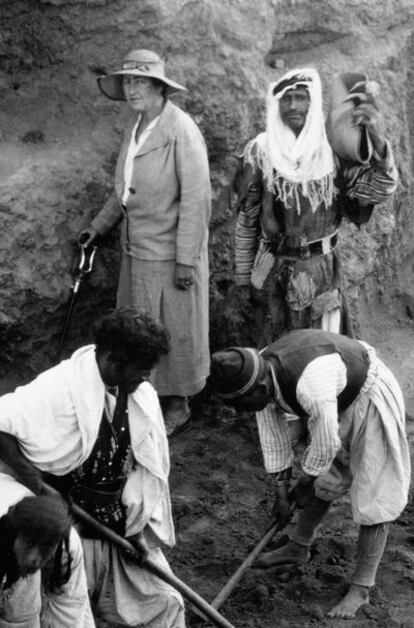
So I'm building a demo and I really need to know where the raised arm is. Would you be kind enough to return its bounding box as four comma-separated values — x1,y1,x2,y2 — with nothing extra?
339,94,398,226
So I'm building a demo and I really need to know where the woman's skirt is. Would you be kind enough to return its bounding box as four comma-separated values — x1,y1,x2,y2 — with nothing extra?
117,249,209,396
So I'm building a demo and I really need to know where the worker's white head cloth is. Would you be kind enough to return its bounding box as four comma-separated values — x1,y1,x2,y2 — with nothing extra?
245,68,336,214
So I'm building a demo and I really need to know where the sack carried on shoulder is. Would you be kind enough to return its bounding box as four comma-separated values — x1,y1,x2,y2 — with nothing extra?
327,72,374,164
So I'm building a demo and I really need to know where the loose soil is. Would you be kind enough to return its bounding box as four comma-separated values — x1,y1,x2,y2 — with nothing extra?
165,313,414,628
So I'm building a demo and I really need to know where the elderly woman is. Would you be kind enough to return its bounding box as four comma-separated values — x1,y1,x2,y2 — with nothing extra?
80,49,211,436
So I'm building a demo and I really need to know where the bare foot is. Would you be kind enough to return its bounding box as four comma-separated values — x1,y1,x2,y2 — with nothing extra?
254,540,310,569
327,584,369,618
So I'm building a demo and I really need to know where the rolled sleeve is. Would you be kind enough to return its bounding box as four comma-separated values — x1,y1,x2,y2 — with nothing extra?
301,400,342,476
296,354,347,477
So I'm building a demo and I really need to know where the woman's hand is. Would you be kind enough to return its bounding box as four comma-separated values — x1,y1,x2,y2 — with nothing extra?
175,263,195,290
78,226,98,247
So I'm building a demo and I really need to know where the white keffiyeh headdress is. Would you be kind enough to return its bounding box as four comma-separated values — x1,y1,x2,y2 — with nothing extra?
246,68,336,214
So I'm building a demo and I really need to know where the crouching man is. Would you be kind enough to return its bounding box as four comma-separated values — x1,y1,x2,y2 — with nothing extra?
210,329,410,618
0,307,185,627
0,473,94,627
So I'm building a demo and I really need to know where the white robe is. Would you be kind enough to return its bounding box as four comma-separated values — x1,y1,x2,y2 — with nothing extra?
0,345,174,543
0,347,184,627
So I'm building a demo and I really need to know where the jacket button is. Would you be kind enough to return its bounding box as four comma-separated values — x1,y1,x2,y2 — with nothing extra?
129,187,136,194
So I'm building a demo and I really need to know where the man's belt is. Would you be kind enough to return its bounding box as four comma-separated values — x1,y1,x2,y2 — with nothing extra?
69,482,126,537
281,231,338,259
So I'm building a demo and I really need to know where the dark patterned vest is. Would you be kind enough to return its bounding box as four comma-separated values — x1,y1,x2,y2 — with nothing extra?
44,390,131,536
262,329,370,417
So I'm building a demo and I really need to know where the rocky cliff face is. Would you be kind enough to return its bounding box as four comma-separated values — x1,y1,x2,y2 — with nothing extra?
1,0,414,386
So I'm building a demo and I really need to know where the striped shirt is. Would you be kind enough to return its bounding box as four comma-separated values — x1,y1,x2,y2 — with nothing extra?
256,352,347,475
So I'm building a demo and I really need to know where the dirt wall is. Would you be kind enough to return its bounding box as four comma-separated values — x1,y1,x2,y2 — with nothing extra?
1,0,414,386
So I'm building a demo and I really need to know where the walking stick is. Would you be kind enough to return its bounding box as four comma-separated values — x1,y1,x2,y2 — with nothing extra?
55,242,97,364
44,486,235,628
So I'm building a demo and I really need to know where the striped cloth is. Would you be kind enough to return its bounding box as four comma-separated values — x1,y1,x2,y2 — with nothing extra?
235,177,262,286
344,142,398,203
235,139,398,286
256,352,347,474
255,343,411,525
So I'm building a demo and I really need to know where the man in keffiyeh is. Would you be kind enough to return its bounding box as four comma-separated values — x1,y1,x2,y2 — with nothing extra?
235,68,398,343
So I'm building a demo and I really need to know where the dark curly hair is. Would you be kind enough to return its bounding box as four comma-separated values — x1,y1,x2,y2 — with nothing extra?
93,307,170,369
0,495,73,593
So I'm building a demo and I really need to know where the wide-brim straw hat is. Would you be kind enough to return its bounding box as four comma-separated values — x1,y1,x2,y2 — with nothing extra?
97,49,187,101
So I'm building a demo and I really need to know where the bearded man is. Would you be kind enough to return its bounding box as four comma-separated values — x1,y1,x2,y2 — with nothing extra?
235,68,398,342
0,307,185,627
210,329,410,619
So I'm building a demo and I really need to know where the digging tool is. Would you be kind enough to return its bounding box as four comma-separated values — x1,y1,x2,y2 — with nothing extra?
211,516,286,611
71,501,235,628
55,241,97,364
211,494,298,612
43,482,235,628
